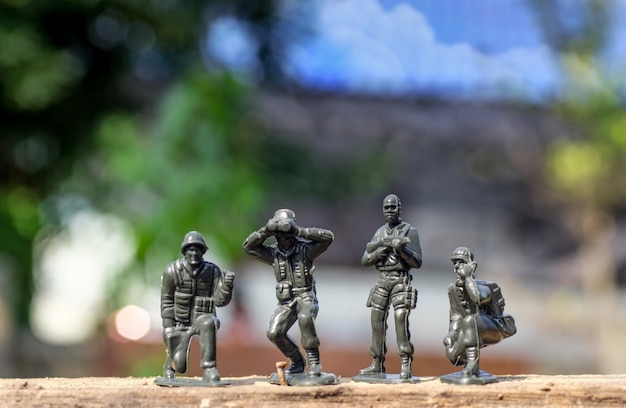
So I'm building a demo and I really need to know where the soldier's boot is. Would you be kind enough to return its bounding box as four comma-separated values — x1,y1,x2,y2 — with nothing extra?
358,357,386,377
163,355,176,379
462,347,480,377
306,348,322,376
400,355,412,379
285,351,305,374
202,362,221,382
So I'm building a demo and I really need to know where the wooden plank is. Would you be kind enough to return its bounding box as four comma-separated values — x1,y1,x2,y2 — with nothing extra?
0,375,624,407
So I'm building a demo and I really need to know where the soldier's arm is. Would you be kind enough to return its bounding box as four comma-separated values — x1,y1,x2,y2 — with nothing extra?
242,227,274,265
297,227,334,259
214,266,235,307
365,238,386,253
396,227,422,269
161,267,176,328
464,276,481,306
444,286,463,347
361,247,389,266
362,230,388,266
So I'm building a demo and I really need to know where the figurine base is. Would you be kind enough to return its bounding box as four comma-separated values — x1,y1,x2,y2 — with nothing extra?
440,370,498,385
352,374,419,384
268,371,339,386
154,376,231,387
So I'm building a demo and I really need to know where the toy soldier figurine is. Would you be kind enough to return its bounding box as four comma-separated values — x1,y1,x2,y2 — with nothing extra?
243,209,337,386
354,194,422,383
155,231,235,387
441,247,517,385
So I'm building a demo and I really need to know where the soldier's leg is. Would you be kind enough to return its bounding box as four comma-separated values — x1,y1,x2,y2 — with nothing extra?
359,282,391,376
461,315,479,347
162,347,175,378
460,315,480,376
296,293,321,376
164,327,193,375
476,315,505,345
267,303,303,373
391,282,415,379
193,314,221,382
162,327,175,378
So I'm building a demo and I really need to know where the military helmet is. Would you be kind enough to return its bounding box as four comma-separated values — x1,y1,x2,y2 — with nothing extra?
383,194,401,209
450,246,474,263
180,231,208,254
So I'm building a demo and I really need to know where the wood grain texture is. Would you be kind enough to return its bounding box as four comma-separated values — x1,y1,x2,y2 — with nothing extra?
0,375,624,407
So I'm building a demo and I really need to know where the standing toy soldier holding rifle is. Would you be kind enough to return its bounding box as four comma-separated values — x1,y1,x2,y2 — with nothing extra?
355,194,422,383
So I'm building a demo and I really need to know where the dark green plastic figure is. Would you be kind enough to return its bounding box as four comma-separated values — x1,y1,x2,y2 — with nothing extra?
155,231,235,387
441,247,517,385
243,209,338,386
354,194,422,384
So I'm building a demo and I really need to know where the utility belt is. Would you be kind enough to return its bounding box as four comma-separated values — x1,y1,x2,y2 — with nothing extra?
275,280,314,301
378,269,410,278
366,282,418,310
292,286,313,294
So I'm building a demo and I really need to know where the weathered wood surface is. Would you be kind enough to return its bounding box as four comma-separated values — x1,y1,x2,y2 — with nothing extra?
0,375,624,407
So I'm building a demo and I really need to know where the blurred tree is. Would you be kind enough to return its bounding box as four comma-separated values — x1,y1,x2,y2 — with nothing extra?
526,0,626,373
0,0,282,331
0,0,386,347
0,0,232,338
525,0,626,289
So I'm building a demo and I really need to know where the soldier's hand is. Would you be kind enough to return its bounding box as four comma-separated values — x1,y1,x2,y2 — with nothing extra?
389,237,407,250
458,263,474,279
223,271,235,287
373,246,389,260
285,219,299,234
266,218,279,232
443,331,458,348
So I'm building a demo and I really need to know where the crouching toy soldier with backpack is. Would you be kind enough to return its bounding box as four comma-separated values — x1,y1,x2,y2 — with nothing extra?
442,247,516,385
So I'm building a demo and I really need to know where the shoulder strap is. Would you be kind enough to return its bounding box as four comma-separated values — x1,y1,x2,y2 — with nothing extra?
172,259,185,286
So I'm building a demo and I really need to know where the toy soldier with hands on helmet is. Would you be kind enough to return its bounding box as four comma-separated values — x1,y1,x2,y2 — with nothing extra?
156,231,235,387
243,209,337,385
355,194,422,383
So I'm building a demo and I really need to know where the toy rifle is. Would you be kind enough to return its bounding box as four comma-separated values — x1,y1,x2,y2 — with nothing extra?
366,236,410,252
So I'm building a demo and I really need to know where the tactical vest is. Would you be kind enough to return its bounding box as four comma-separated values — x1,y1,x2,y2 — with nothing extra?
271,241,314,289
376,222,412,272
169,259,217,324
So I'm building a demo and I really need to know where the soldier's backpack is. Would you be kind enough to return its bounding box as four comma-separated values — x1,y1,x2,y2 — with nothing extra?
475,279,517,338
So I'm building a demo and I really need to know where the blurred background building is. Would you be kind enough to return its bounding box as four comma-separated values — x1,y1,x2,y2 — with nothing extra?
1,0,626,378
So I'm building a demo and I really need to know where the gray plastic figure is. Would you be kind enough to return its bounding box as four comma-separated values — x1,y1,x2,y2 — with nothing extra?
242,209,338,386
155,231,235,387
353,194,422,384
440,247,517,385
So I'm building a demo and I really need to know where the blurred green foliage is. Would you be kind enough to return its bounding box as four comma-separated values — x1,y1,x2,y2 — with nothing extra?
70,69,390,307
0,0,387,331
531,0,626,211
0,0,219,327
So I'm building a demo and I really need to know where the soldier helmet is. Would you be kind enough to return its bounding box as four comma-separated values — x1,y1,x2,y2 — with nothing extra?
383,194,401,209
180,231,208,254
450,246,474,263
